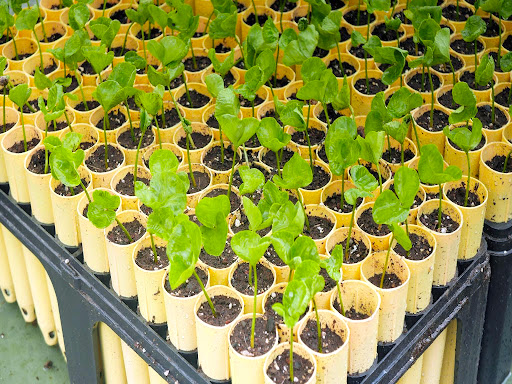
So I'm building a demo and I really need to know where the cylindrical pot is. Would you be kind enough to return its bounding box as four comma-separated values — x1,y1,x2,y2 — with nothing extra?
84,143,127,189
98,322,127,384
178,163,213,208
110,165,152,210
381,136,418,173
443,125,487,178
404,66,444,105
360,251,410,343
174,83,212,122
330,280,380,375
305,204,337,254
23,53,61,86
0,107,20,183
173,122,214,164
321,180,365,228
286,120,326,161
477,101,511,143
412,104,452,154
355,202,393,252
115,124,156,166
58,123,100,149
24,145,54,224
0,227,16,303
419,327,448,384
34,108,75,138
240,6,277,40
263,342,317,384
90,106,130,143
351,70,388,116
200,141,239,185
299,161,332,205
67,85,101,124
3,38,37,71
262,64,296,100
120,339,150,384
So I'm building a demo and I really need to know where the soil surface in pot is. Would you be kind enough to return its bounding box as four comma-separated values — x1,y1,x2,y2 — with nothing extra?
94,0,118,9
178,90,210,108
301,319,344,353
302,166,330,190
383,147,415,164
266,350,315,384
394,233,433,260
200,239,238,269
320,268,337,292
416,109,449,132
246,134,261,148
335,237,369,263
177,131,211,150
349,44,372,59
317,145,328,164
54,177,89,196
7,138,40,153
451,40,483,55
11,53,34,61
495,87,512,108
313,47,330,58
0,122,16,133
438,89,460,110
372,23,404,41
270,0,297,11
260,109,281,126
344,10,376,26
117,127,154,149
488,51,504,72
85,144,124,172
21,99,41,114
27,148,49,174
357,208,391,236
170,76,184,89
400,37,425,56
303,215,334,239
446,184,482,207
96,110,127,130
328,58,357,77
155,108,181,129
74,100,100,111
360,163,382,182
165,267,207,297
45,121,68,132
110,9,131,24
203,145,238,171
433,55,463,73
230,317,277,357
419,210,459,233
318,104,343,125
325,194,362,214
476,104,507,130
262,148,294,168
30,61,58,76
231,263,274,295
239,94,264,107
115,172,150,196
135,245,169,270
140,204,152,216
333,297,371,319
245,13,271,27
231,210,272,235
460,71,490,91
292,129,325,146
197,295,242,326
220,71,237,87
268,75,291,89
111,46,135,57
354,78,387,95
184,56,211,72
368,272,403,289
442,5,472,21
388,183,423,208
407,72,441,92
204,187,241,212
264,244,285,267
107,218,145,245
187,171,211,194
214,43,231,54
485,155,512,173
448,131,485,151
265,291,308,325
206,114,219,129
136,28,162,40
481,17,500,36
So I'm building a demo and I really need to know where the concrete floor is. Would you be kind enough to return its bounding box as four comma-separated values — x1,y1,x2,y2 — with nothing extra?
0,295,69,383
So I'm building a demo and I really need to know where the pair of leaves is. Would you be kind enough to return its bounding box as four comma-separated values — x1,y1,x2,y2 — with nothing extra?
147,36,189,67
272,279,311,329
443,118,483,154
44,132,85,188
82,44,114,75
418,144,462,185
238,165,265,195
257,117,291,153
209,10,237,39
271,233,319,270
217,115,259,149
90,17,121,49
449,82,477,124
195,195,230,256
325,116,360,175
280,25,319,66
231,230,271,266
208,48,235,78
357,130,385,166
87,190,121,229
273,152,313,190
344,165,378,205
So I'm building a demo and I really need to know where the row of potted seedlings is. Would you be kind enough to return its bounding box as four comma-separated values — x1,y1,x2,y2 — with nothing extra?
0,0,511,383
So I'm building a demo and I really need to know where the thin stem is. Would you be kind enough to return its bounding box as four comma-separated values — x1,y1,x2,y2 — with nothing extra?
251,0,258,20
296,189,310,232
227,149,238,199
410,116,421,155
364,13,370,94
376,162,383,193
115,218,134,243
63,110,73,132
322,103,331,130
438,184,443,230
503,150,512,173
274,45,280,88
250,264,258,349
70,186,75,195
312,298,322,353
345,206,355,262
21,111,27,152
456,0,459,21
205,11,214,34
341,172,345,208
336,282,345,316
79,179,91,203
133,126,146,184
102,0,107,17
427,67,434,126
2,87,6,133
103,112,109,170
234,36,247,68
8,29,18,60
464,151,470,207
182,74,193,108
357,0,361,25
121,23,135,56
154,115,162,149
186,133,197,188
275,150,281,177
289,332,294,382
336,43,345,76
190,42,198,70
474,41,478,68
150,233,158,264
78,79,89,111
251,99,255,118
141,27,147,72
421,65,425,93
379,234,394,289
449,58,456,86
242,143,250,167
491,80,495,124
35,0,48,43
124,100,135,144
279,0,284,32
44,121,49,173
498,14,502,68
304,122,313,169
194,269,217,317
33,29,44,72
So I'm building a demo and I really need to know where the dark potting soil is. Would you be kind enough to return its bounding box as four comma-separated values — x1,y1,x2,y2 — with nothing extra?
203,145,238,171
354,78,387,95
318,104,343,125
235,1,247,12
205,188,241,212
136,28,162,40
419,210,460,233
170,76,184,89
496,87,512,108
177,90,210,108
7,138,39,153
261,148,294,169
349,44,372,59
235,59,246,69
110,9,130,24
230,317,277,357
231,263,274,295
111,46,135,57
0,122,15,134
339,27,351,41
85,144,124,172
504,35,512,52
394,10,411,25
136,64,159,75
425,192,438,201
239,94,264,108
107,218,145,245
448,132,485,151
177,131,211,150
214,43,231,54
0,34,11,44
268,75,291,89
446,184,482,207
54,177,89,196
325,193,362,213
74,100,100,112
22,99,41,114
264,244,285,267
64,75,79,92
486,155,512,173
416,109,449,132
317,145,328,164
460,71,490,91
383,148,415,164
196,295,242,326
302,166,330,190
320,267,337,292
12,53,34,61
245,13,271,27
193,32,205,38
222,71,237,87
336,237,369,263
372,23,404,41
344,10,376,26
361,163,380,181
39,33,63,43
407,72,441,92
481,17,500,37
301,319,344,353
140,204,152,216
344,306,370,320
265,291,308,325
313,47,330,59
199,239,237,269
80,141,95,151
187,171,211,194
270,0,297,11
476,104,508,130
438,89,460,110
30,61,58,76
96,110,127,130
156,108,181,129
442,4,473,21
183,56,212,72
394,233,433,260
378,61,409,75
489,51,505,72
328,59,357,77
165,267,207,297
27,149,49,175
368,272,403,289
291,129,325,146
115,173,150,196
135,245,169,270
46,121,68,132
78,61,96,75
206,114,219,129
389,183,423,208
357,208,391,236
451,39,483,55
266,350,315,384
303,215,334,239
117,127,154,149
433,55,463,73
261,109,281,126
246,134,261,149
400,37,425,56
94,0,118,9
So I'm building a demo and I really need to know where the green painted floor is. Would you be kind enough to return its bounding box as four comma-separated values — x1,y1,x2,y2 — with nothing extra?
0,294,69,384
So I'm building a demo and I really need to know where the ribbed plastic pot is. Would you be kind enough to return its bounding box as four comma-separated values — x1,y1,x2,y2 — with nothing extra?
412,104,451,154
98,322,127,384
67,85,101,124
174,83,212,122
381,137,418,173
444,126,487,179
0,227,16,303
24,145,54,224
320,180,365,228
420,327,448,384
0,107,20,183
23,53,62,87
84,143,126,189
111,165,152,210
305,204,337,254
263,342,317,384
115,124,156,166
286,120,326,161
3,38,37,71
355,202,393,252
120,339,150,384
178,163,213,209
173,122,213,164
299,161,332,205
240,6,277,41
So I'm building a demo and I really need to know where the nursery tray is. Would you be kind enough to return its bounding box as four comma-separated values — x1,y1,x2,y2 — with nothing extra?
0,184,491,384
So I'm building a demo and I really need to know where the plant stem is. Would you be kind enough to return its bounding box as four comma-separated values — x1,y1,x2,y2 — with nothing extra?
322,102,331,130
115,218,134,243
336,43,345,76
44,122,49,173
79,179,91,202
70,186,74,195
345,206,355,262
274,45,280,88
456,0,459,21
449,58,456,86
182,74,193,108
491,80,495,124
304,123,313,169
379,234,394,288
312,298,323,353
275,150,281,176
204,10,214,34
251,99,255,118
410,116,421,155
2,87,5,133
498,14,502,68
186,133,197,188
251,0,258,20
251,264,258,349
33,29,44,72
279,0,284,32
78,78,89,111
194,269,217,316
190,43,198,70
234,36,247,68
427,67,434,128
341,172,345,208
103,112,109,170
336,282,345,316
63,110,73,132
8,29,18,60
102,0,107,17
21,111,27,152
141,27,147,72
35,0,48,43
133,126,145,184
503,150,512,173
227,149,237,199
376,162,383,193
421,65,425,92
154,115,162,149
289,331,294,383
121,23,135,56
357,0,361,25
464,151,470,207
438,184,443,230
150,232,158,264
474,41,478,68
364,13,370,94
296,189,310,232
125,100,135,143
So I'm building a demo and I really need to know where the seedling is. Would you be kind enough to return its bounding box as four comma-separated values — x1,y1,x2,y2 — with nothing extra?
206,0,237,40
235,65,272,117
207,49,236,80
325,116,360,208
0,3,18,60
418,144,462,229
479,0,512,68
475,54,496,124
135,85,165,148
8,84,31,152
344,165,378,259
356,130,386,192
232,230,271,348
364,44,408,87
351,31,381,94
279,24,319,67
90,18,121,51
384,10,402,47
15,7,44,71
448,82,477,126
244,20,278,70
0,58,9,132
125,2,151,69
195,195,231,256
82,44,114,85
257,117,292,175
168,0,200,71
237,165,265,198
322,244,345,316
461,15,486,68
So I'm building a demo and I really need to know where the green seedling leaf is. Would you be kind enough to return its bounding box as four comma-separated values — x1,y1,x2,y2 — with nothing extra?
15,7,38,31
273,152,313,190
205,73,224,98
196,195,230,256
449,82,477,124
217,115,259,149
325,116,360,175
257,117,292,153
364,0,391,13
394,167,420,209
272,201,305,237
501,52,512,72
443,118,483,153
373,189,409,224
461,15,486,43
87,190,121,228
384,15,401,31
209,10,237,40
82,45,114,75
231,230,271,266
293,259,325,299
148,66,171,88
9,84,31,109
345,165,378,205
147,4,169,32
108,62,137,89
272,279,311,329
418,144,462,185
90,17,121,48
282,25,319,66
300,57,327,84
34,68,53,91
68,3,90,31
135,172,188,214
288,236,320,270
208,49,235,78
167,220,202,289
235,66,264,102
475,53,494,87
275,100,306,131
148,149,180,175
357,130,385,165
215,87,240,118
135,86,164,116
93,80,126,112
147,36,189,67
322,244,343,282
125,51,147,70
387,87,423,118
47,145,85,188
242,196,264,231
238,166,265,195
391,222,412,251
